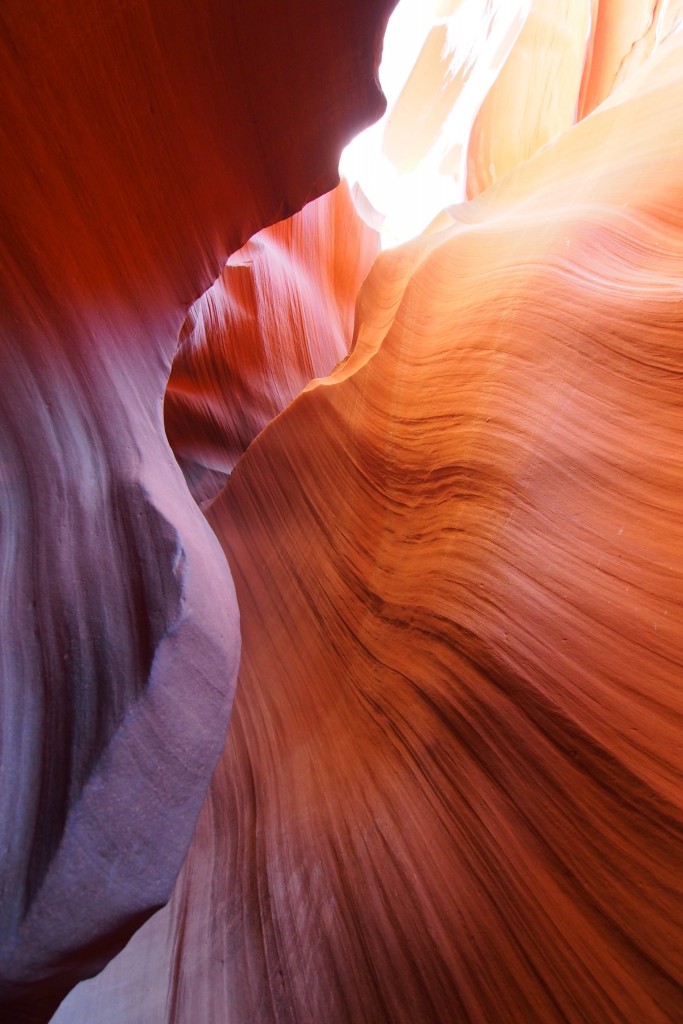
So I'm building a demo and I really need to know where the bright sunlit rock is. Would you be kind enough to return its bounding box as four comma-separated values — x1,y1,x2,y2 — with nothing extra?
340,0,531,248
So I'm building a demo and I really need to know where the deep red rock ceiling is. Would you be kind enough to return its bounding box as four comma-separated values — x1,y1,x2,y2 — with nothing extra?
2,1,683,1022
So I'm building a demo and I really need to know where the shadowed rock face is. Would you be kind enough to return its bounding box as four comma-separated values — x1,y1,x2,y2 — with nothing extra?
0,1,393,1019
6,1,683,1022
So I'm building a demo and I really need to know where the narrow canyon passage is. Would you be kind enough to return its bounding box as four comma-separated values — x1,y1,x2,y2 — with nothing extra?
2,2,683,1022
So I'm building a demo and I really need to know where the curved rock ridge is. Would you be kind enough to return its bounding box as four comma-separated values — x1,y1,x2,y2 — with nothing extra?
165,181,380,505
0,0,394,1018
53,20,683,1024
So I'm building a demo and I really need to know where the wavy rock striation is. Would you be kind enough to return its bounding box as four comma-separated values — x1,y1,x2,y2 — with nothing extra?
0,1,393,1019
55,11,683,1023
166,181,379,504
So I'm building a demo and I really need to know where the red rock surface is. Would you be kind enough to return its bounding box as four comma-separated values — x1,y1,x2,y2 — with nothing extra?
165,181,379,504
0,1,393,1019
53,5,683,1023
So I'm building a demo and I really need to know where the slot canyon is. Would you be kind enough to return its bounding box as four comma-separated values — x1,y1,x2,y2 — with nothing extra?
1,1,682,1021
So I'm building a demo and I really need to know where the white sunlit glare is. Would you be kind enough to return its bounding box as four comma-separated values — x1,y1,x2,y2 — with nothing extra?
339,0,531,249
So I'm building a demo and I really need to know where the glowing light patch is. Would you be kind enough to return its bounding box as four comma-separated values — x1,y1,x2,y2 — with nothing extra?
339,0,531,248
